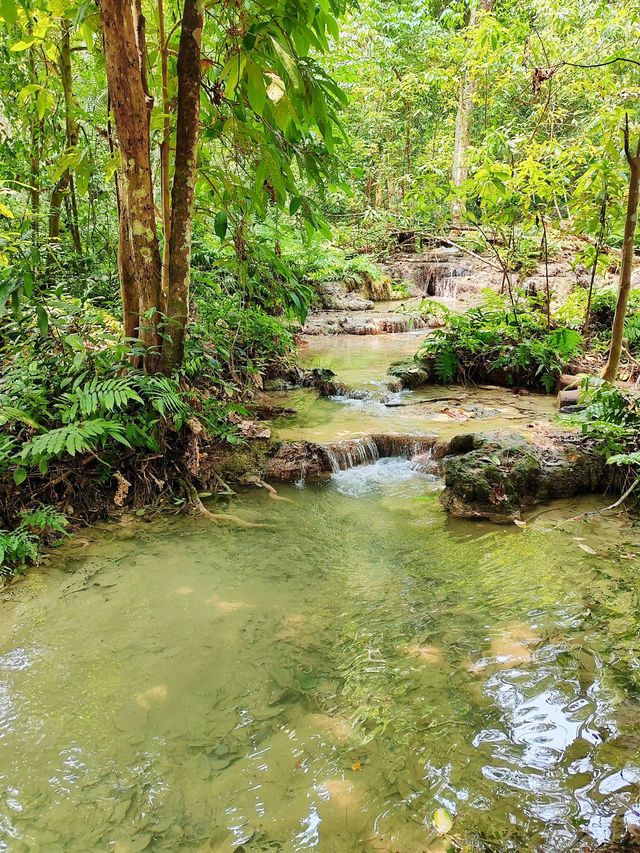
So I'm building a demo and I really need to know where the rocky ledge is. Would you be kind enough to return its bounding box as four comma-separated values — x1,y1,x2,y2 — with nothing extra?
439,430,607,522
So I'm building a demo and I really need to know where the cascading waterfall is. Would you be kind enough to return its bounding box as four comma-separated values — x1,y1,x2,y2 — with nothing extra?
322,436,380,472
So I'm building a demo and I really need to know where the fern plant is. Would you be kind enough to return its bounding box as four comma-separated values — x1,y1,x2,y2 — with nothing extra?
19,420,130,474
61,377,143,420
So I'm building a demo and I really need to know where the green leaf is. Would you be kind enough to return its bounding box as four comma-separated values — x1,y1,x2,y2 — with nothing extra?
22,271,33,298
36,89,54,120
13,467,27,486
246,61,266,115
0,0,17,26
270,37,301,89
36,305,48,336
289,196,303,215
214,211,228,240
11,38,37,51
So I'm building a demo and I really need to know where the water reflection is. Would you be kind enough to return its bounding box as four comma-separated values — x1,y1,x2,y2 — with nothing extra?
0,480,638,851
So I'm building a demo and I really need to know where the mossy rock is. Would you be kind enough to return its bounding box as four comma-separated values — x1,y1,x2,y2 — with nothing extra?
388,358,432,389
440,431,606,522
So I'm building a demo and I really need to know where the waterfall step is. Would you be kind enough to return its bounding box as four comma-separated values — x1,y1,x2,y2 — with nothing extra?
265,434,443,482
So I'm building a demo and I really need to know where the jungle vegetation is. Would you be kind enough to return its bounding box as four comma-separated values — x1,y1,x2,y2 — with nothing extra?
0,0,639,571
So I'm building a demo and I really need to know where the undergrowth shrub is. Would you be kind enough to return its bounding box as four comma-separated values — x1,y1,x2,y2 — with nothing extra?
416,298,583,392
557,286,640,354
0,293,296,576
571,381,640,460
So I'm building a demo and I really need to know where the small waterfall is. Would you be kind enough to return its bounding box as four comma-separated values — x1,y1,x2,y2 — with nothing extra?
322,437,380,472
371,433,437,459
437,275,459,307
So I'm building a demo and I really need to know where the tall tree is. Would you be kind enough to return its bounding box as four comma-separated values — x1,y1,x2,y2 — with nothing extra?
451,0,494,225
160,0,203,372
100,0,163,362
602,116,640,383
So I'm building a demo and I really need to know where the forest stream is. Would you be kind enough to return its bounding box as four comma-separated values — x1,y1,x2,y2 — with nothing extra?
1,332,639,853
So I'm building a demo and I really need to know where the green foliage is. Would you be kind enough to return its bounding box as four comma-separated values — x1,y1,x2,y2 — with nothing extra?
417,298,583,392
0,300,267,484
571,381,640,459
0,504,68,577
0,527,39,576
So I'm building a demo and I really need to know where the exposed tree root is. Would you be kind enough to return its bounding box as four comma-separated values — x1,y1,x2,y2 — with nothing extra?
257,479,293,502
553,477,639,527
182,481,269,529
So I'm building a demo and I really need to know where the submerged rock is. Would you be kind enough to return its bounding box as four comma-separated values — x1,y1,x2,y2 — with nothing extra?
439,431,606,522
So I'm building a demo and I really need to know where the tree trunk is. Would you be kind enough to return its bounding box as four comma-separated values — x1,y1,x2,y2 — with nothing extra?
100,0,163,367
160,0,204,373
59,20,82,254
451,0,494,225
48,21,78,256
28,47,41,242
158,0,172,302
602,118,640,382
48,174,68,248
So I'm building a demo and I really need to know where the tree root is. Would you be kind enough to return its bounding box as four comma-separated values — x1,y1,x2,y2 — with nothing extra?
182,481,269,529
553,477,639,527
257,479,293,502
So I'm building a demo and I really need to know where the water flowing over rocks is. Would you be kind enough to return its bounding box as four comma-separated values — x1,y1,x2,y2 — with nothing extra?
382,247,474,298
439,430,607,522
265,434,441,482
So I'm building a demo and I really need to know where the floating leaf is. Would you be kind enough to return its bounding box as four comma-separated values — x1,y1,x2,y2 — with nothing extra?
433,807,453,835
578,543,597,555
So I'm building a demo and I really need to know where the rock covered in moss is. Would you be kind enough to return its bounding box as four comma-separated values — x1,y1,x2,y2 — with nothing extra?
388,358,432,389
439,431,605,522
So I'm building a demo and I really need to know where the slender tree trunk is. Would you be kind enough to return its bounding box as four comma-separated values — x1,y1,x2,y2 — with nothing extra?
28,47,41,242
100,0,163,367
59,21,82,254
48,174,68,249
160,0,204,373
48,21,79,256
158,0,172,302
451,0,494,225
602,117,640,382
583,193,607,337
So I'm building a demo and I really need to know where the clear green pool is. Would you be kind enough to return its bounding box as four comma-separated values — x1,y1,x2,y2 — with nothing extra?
0,474,639,852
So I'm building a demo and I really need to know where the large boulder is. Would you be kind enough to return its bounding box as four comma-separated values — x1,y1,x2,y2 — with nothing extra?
315,281,374,311
439,431,606,522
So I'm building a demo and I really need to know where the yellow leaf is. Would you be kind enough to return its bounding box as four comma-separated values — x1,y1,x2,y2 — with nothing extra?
433,807,453,835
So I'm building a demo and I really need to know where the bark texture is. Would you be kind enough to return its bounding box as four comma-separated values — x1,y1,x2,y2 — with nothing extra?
160,0,204,373
602,117,640,382
49,21,80,252
158,0,171,303
100,0,162,363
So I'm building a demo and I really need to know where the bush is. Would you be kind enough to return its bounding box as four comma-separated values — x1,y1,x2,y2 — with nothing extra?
187,295,294,385
416,300,583,392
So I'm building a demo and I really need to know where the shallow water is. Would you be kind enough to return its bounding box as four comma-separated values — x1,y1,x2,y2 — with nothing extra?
1,475,640,852
1,332,639,852
274,333,557,444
